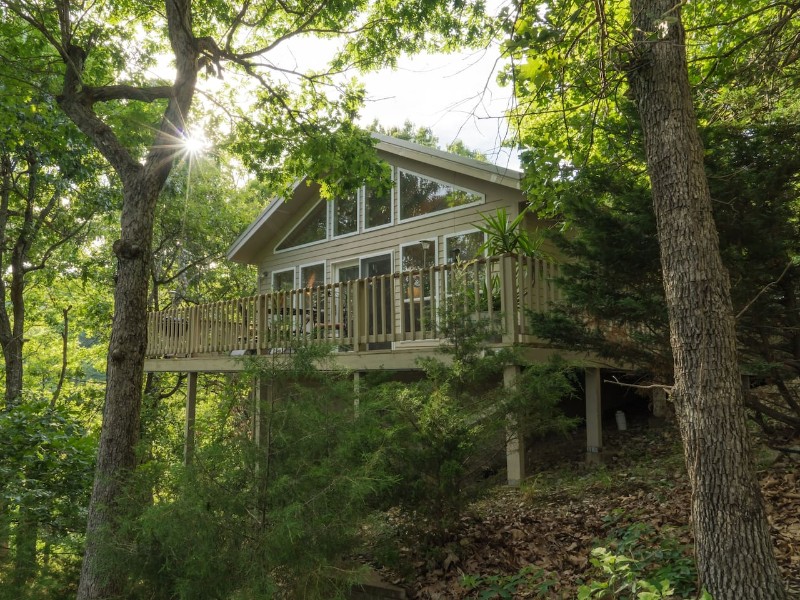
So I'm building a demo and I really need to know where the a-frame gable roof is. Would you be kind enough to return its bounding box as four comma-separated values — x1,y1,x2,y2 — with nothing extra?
227,133,522,264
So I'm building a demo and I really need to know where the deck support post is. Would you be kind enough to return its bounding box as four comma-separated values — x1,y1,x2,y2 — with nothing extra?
504,364,526,486
500,255,519,344
253,377,272,449
184,372,198,466
651,386,669,419
353,370,364,416
585,367,602,464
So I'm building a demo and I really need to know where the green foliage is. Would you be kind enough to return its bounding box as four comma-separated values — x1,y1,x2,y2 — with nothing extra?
0,400,96,599
578,518,707,600
109,346,395,599
526,115,800,425
500,0,800,212
367,119,440,148
476,207,544,257
362,294,577,540
335,0,491,71
152,152,261,310
578,548,676,600
462,565,556,599
503,0,800,429
367,119,490,161
78,301,577,597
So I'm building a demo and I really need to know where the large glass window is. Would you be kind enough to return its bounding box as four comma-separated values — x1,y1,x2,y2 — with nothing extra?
276,201,327,251
332,192,358,237
398,170,483,221
272,269,295,292
445,231,485,264
364,185,392,229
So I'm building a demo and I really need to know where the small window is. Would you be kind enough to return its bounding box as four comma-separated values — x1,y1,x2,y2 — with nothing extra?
332,192,358,237
398,170,483,221
364,184,392,229
276,201,327,251
445,231,485,264
300,263,325,290
273,269,295,292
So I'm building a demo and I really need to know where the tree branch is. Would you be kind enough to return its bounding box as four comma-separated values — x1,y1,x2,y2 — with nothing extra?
605,375,674,393
50,305,71,408
83,84,174,104
23,218,90,274
735,260,795,320
57,44,143,182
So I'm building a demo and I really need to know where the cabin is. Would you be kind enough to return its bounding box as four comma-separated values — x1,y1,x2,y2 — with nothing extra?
144,134,609,484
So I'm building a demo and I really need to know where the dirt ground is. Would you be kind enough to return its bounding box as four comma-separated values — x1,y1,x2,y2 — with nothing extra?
374,423,800,599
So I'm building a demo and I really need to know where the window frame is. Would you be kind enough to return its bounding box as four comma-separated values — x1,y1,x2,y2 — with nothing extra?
332,258,360,280
399,238,439,301
362,167,395,232
444,229,487,264
274,199,329,254
298,261,326,291
396,168,485,224
330,191,360,240
272,268,296,292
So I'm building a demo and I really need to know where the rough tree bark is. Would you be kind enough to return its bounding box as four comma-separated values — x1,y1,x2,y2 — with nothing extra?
50,1,200,597
628,0,787,597
0,152,29,407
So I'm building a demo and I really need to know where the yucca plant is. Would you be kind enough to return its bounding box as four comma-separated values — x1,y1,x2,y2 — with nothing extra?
476,206,545,257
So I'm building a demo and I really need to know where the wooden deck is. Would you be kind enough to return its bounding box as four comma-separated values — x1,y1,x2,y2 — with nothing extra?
145,254,563,369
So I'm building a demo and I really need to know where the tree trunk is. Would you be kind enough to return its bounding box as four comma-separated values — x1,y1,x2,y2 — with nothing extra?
71,1,199,596
76,179,158,600
0,154,24,408
628,1,786,597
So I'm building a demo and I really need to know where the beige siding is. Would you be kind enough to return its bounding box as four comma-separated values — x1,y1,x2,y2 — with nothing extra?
257,154,551,292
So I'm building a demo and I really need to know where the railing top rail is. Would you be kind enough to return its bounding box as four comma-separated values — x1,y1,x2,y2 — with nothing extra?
147,253,554,317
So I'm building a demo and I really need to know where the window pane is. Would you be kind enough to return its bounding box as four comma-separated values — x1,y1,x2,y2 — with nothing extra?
337,265,360,282
276,201,327,250
446,232,485,263
300,264,324,290
273,269,294,291
364,185,391,229
402,242,435,298
333,192,358,237
399,171,482,220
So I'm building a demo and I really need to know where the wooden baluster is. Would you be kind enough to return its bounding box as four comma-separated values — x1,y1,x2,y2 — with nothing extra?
486,257,495,323
210,302,215,352
427,265,434,338
469,260,479,321
407,270,416,340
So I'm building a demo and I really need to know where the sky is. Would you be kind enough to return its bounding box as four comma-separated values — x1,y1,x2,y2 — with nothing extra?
358,47,521,171
259,12,521,172
168,10,522,171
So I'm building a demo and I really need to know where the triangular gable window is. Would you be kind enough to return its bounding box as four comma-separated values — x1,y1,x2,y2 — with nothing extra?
398,170,483,221
276,201,327,251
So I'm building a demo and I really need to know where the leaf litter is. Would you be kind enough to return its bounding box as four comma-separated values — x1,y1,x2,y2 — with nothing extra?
368,425,800,598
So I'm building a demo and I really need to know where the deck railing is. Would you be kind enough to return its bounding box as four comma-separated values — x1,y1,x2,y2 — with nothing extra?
145,254,561,358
